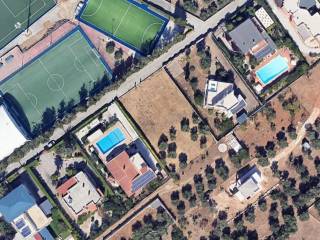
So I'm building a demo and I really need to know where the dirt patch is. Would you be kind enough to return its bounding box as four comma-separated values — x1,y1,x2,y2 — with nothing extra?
235,88,309,157
290,65,320,113
109,207,157,240
121,69,214,167
290,214,320,240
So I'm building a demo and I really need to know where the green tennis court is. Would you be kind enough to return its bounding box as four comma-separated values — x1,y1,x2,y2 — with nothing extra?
0,0,56,50
0,28,111,129
79,0,167,54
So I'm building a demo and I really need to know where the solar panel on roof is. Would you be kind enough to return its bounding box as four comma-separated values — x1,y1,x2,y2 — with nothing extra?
21,226,31,237
15,218,25,229
132,170,156,192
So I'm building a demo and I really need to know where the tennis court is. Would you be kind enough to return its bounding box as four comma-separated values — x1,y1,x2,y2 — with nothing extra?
0,27,112,129
0,0,56,50
79,0,168,54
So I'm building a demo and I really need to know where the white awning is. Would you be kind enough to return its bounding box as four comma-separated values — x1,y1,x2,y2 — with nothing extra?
0,105,27,160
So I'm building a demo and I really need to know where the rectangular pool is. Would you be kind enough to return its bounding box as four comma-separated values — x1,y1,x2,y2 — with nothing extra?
256,56,289,85
96,128,125,154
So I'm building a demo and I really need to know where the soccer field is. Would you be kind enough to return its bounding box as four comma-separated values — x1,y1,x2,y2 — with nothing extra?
0,0,56,50
79,0,167,54
0,28,111,130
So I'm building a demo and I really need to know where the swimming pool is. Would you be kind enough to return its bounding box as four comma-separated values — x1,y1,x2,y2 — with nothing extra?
256,56,289,85
96,128,125,154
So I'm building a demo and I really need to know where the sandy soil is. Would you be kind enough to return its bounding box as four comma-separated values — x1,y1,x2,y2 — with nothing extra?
235,89,309,157
290,65,320,113
120,69,214,167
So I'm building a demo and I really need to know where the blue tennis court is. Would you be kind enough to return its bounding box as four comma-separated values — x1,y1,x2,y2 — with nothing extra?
96,128,125,154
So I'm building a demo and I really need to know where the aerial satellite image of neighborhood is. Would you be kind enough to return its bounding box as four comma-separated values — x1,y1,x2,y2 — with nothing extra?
1,0,320,239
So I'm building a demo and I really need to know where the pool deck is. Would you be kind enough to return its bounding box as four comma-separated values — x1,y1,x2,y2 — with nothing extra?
89,121,133,160
252,47,296,86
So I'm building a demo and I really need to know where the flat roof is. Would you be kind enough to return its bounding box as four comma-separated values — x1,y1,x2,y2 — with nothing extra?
26,205,50,230
63,172,101,214
0,104,27,160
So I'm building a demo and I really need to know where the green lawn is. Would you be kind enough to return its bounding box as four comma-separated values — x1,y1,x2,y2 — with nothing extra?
80,0,167,54
0,0,56,49
0,28,111,130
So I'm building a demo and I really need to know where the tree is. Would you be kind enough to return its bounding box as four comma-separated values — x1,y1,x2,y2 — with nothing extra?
192,112,200,124
297,207,309,221
106,41,115,53
189,194,197,208
179,153,188,169
257,156,269,167
258,197,267,212
168,142,177,158
190,126,198,141
200,135,207,149
182,184,193,200
0,182,8,198
244,205,255,223
114,48,123,60
0,218,16,239
171,191,180,205
180,117,190,132
177,200,186,215
171,224,187,240
41,107,56,132
215,159,229,180
158,134,168,151
194,89,204,106
169,126,177,140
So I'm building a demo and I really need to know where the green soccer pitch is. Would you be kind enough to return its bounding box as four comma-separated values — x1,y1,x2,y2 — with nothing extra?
79,0,167,54
0,0,56,50
0,28,111,130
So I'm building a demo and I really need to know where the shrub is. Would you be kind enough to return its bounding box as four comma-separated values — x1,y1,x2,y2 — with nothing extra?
105,41,115,53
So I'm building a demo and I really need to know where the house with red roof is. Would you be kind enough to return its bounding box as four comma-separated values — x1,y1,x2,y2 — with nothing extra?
105,150,156,197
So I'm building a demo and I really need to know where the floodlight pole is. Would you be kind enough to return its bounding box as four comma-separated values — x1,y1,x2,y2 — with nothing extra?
26,0,32,33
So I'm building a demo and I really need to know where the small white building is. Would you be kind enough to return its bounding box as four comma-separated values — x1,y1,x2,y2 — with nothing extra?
204,79,246,118
231,165,262,201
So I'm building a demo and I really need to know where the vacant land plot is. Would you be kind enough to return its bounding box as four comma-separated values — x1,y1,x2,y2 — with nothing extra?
235,89,309,156
290,65,320,113
121,69,214,167
0,0,56,50
79,0,167,54
0,28,111,129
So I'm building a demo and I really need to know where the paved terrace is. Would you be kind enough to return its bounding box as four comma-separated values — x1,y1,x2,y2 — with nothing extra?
6,0,248,173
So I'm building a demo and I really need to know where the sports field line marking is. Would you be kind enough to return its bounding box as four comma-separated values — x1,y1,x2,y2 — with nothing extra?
68,45,96,85
16,83,42,118
38,59,68,99
81,0,104,17
0,0,47,46
67,35,100,84
140,22,163,47
89,48,101,68
113,4,131,36
1,0,44,18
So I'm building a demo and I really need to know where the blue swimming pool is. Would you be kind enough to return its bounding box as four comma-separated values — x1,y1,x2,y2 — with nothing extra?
256,56,289,85
96,128,125,154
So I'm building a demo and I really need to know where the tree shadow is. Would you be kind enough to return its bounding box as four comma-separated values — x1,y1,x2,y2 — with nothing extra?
2,92,31,137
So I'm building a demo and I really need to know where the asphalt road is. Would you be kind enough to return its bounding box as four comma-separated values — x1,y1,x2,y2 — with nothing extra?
6,0,248,173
